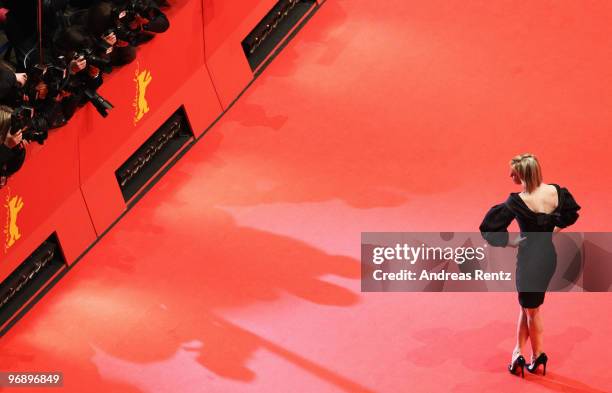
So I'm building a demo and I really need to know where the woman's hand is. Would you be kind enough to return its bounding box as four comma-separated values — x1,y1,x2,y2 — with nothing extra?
508,235,526,248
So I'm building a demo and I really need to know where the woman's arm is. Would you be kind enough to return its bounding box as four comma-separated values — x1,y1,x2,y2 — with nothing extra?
479,202,516,247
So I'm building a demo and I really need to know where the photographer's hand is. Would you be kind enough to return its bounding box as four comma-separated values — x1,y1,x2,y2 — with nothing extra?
15,73,27,87
4,129,23,149
35,82,48,100
130,15,150,30
88,66,101,79
55,90,72,102
70,57,87,74
103,32,117,46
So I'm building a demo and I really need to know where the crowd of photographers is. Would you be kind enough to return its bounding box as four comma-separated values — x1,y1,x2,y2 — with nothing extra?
0,0,170,186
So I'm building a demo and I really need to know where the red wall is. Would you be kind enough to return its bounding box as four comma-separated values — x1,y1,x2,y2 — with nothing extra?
0,0,316,282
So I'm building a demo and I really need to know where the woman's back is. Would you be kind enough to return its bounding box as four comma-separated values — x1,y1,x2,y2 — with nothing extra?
518,184,558,215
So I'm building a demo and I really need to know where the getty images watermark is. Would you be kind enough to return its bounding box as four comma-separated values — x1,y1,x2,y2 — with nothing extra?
361,232,612,292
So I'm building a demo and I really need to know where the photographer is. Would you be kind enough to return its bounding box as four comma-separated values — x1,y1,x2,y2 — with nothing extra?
51,25,111,119
112,0,169,39
0,105,27,186
0,0,170,180
3,0,70,70
0,62,29,106
78,1,136,66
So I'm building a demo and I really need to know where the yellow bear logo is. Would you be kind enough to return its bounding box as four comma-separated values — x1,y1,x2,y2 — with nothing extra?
4,193,23,251
133,65,153,124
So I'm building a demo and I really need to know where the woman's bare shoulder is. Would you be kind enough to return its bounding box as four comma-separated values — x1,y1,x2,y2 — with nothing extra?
542,183,558,195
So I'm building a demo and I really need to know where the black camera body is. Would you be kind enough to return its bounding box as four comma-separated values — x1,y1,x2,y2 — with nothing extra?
19,61,68,104
74,49,112,74
83,89,114,118
11,106,34,130
126,0,151,18
117,0,150,21
60,52,114,118
112,0,154,29
44,64,68,98
102,25,134,46
11,106,49,145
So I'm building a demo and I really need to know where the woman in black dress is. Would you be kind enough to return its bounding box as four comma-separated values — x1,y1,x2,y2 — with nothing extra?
479,153,580,377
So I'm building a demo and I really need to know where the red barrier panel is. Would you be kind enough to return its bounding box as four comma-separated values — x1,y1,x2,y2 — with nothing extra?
79,0,222,234
204,0,323,107
0,109,96,282
203,0,279,108
0,0,318,283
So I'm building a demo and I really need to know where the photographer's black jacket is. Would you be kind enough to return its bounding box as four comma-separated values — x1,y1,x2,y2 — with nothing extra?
142,6,169,33
0,144,26,178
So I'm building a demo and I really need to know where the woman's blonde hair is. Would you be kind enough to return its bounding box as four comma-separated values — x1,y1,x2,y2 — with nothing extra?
510,153,542,193
0,105,12,143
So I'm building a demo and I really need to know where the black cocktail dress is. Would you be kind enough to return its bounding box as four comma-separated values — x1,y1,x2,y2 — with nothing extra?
479,184,580,308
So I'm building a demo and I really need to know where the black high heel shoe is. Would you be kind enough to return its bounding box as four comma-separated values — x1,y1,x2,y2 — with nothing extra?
527,353,548,375
508,355,526,378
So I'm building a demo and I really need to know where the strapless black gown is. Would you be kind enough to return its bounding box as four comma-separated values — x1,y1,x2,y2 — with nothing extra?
479,184,580,308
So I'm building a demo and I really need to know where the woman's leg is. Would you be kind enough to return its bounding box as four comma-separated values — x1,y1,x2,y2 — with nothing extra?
525,306,544,361
513,307,529,360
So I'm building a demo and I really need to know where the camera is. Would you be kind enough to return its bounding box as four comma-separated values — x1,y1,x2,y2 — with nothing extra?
11,106,49,145
103,25,135,46
114,1,150,23
59,52,114,118
74,49,112,74
83,89,114,118
18,61,68,104
11,106,34,130
0,0,169,182
126,0,150,15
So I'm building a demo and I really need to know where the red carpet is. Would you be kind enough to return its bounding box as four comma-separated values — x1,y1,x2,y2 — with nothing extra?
1,0,611,392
